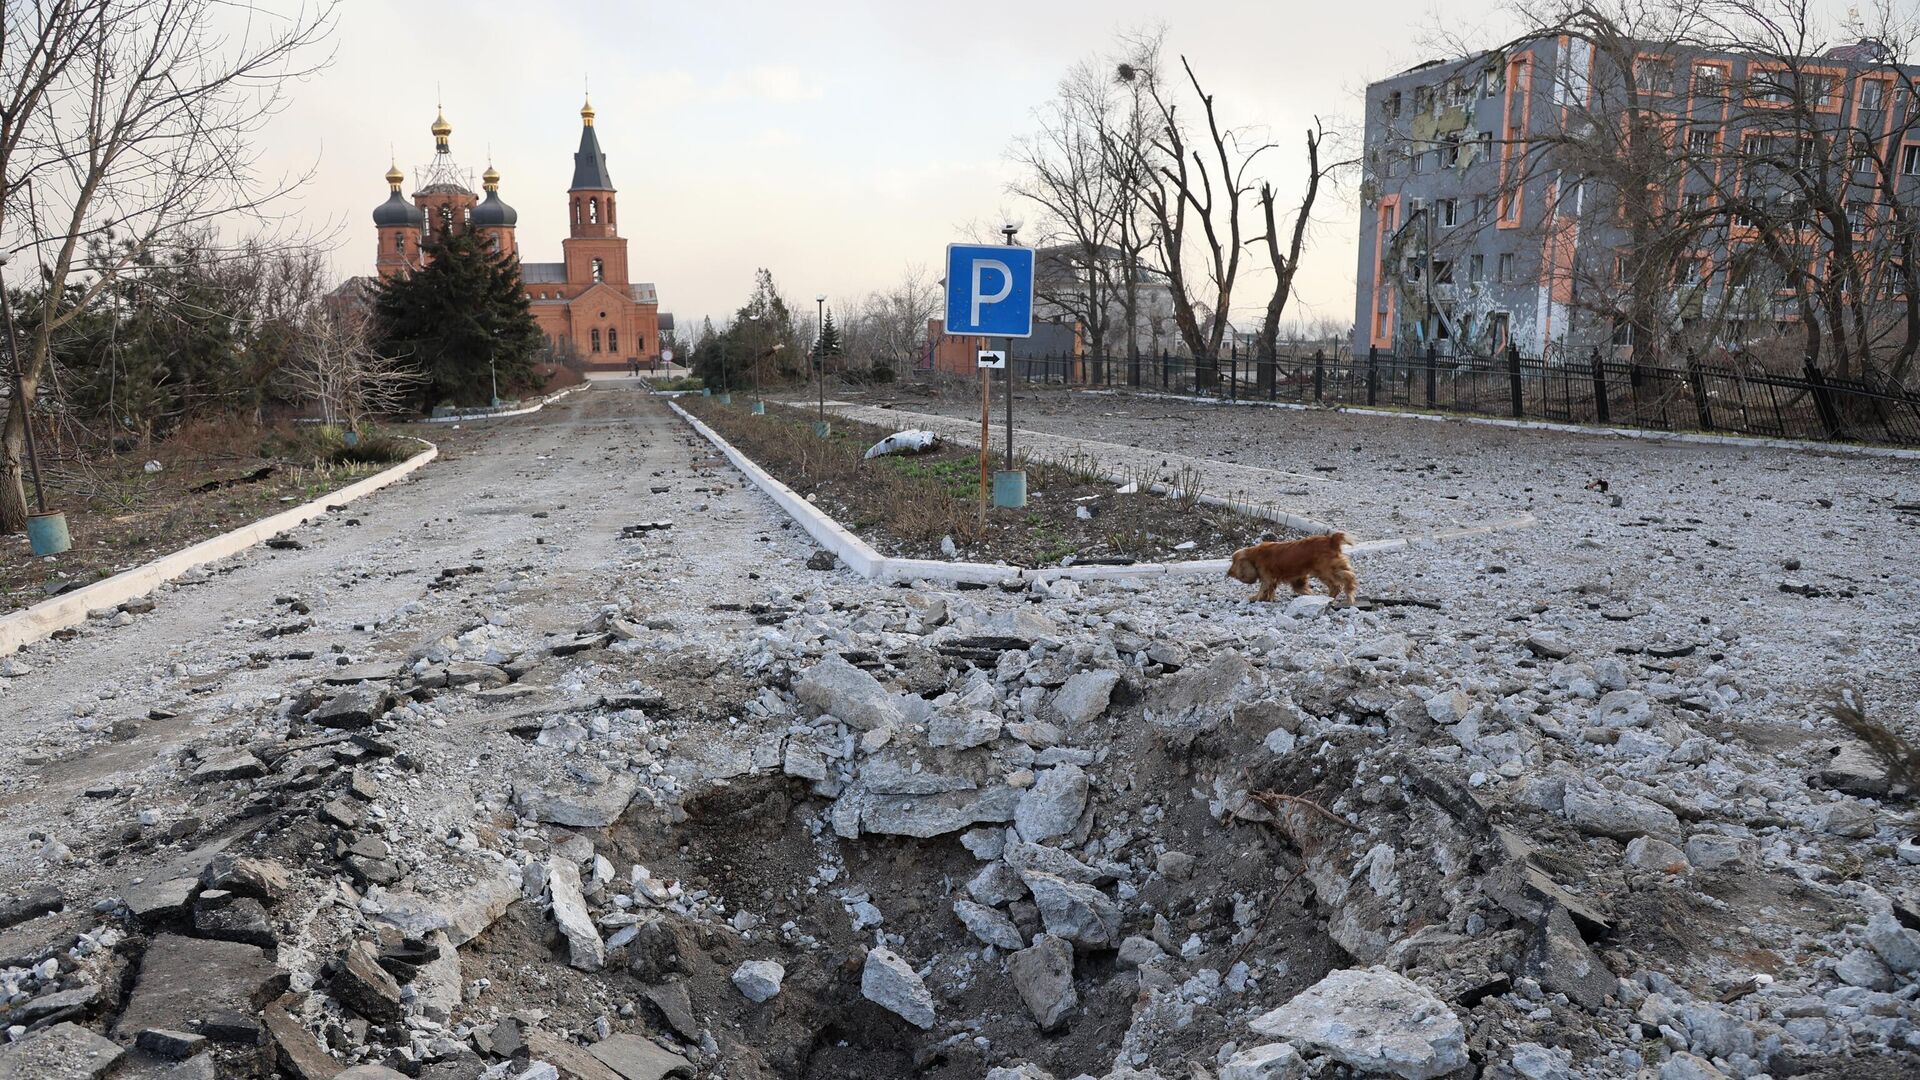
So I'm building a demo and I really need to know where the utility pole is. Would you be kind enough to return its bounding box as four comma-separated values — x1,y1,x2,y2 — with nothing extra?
1001,222,1018,469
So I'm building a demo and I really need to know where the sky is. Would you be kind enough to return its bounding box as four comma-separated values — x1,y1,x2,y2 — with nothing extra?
249,1,1548,334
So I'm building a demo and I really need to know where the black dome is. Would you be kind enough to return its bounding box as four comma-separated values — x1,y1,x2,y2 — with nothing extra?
372,190,422,228
472,190,517,227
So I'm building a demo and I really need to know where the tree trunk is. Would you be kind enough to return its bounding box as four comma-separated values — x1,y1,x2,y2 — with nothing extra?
1,373,38,534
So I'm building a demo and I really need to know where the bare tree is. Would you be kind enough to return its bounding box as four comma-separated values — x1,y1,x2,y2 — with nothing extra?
285,288,423,428
1122,49,1275,384
0,0,337,533
1252,119,1349,387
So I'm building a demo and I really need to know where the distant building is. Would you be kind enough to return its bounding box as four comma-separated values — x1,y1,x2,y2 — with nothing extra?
1033,244,1180,358
369,100,671,371
1354,37,1920,362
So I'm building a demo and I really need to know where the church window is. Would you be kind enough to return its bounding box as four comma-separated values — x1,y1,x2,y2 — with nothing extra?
394,234,405,254
589,198,599,224
607,199,615,226
591,329,601,352
438,205,452,231
592,258,604,283
572,200,580,226
608,327,618,353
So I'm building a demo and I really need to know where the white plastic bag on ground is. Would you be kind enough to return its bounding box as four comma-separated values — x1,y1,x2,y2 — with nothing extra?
863,430,942,459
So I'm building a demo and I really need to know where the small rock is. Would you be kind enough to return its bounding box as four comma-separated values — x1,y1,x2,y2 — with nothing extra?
1525,632,1573,659
1818,800,1875,839
1219,1042,1308,1080
1425,689,1472,725
1014,764,1088,843
135,1029,207,1061
1007,934,1076,1032
1865,910,1920,974
1834,947,1895,991
954,900,1025,951
1251,966,1468,1080
1051,670,1121,726
1116,935,1168,969
1659,1053,1729,1080
1683,834,1747,870
806,550,837,571
861,947,936,1029
1022,870,1119,949
731,960,785,1003
1623,836,1689,874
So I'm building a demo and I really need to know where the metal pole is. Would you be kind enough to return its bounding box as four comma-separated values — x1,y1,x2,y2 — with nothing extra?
816,297,827,429
979,342,990,523
489,349,498,408
1002,225,1017,471
0,279,47,513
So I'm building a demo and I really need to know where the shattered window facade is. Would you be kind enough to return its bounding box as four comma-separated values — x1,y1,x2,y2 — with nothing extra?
1352,36,1920,362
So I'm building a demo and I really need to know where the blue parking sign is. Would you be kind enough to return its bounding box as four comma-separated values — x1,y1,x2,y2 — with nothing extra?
944,243,1035,338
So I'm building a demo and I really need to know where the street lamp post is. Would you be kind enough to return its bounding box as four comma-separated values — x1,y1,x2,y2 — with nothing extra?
813,293,829,437
992,223,1027,509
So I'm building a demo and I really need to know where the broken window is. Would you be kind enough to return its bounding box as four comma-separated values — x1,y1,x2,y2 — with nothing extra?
1859,78,1885,113
1388,90,1403,118
1414,85,1433,112
1411,146,1425,174
1687,129,1716,155
1438,199,1459,227
1634,57,1675,95
1434,259,1454,284
1692,63,1724,89
1488,312,1510,350
1469,254,1485,282
1903,145,1920,176
1497,252,1515,282
1615,253,1632,282
1441,135,1460,169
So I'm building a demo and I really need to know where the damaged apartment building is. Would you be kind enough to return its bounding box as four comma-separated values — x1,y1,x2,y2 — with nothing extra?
1353,35,1920,362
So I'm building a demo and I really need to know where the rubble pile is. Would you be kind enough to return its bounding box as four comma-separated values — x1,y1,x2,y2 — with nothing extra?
3,568,1915,1079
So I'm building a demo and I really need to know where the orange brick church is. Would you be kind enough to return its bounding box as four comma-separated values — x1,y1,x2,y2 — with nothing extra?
370,99,670,371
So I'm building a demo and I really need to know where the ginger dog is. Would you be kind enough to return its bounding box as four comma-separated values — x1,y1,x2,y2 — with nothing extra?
1227,533,1358,603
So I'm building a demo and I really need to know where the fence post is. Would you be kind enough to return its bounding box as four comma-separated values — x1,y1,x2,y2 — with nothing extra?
1366,346,1379,406
1685,349,1713,431
1506,343,1523,417
1424,345,1437,407
1313,349,1325,402
1229,355,1239,401
1160,351,1169,390
1804,358,1844,439
1589,348,1609,425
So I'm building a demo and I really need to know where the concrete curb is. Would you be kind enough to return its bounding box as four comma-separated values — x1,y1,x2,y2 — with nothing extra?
411,381,589,424
1115,388,1920,460
669,401,1537,588
0,438,439,656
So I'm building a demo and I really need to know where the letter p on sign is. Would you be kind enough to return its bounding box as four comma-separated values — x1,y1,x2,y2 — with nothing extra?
943,244,1035,338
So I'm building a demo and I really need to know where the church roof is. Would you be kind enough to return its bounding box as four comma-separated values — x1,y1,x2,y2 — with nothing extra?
522,262,567,283
569,122,615,192
373,189,423,228
472,188,517,227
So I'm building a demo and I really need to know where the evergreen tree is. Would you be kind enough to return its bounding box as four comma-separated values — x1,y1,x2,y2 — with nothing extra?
814,308,842,372
373,227,542,408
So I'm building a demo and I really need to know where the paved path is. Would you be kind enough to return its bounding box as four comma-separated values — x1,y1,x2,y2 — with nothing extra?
0,385,818,884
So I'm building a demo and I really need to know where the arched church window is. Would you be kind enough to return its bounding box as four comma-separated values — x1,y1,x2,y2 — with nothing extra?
438,204,452,232
591,329,602,352
592,258,604,283
607,200,615,226
572,200,580,226
609,327,618,353
589,198,599,224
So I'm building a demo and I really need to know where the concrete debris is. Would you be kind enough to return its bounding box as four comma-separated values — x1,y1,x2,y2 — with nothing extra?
1007,933,1076,1031
1218,1042,1308,1080
1013,763,1089,842
0,1022,125,1079
795,654,903,731
731,959,786,1002
861,947,936,1028
547,858,606,972
954,899,1026,951
1250,966,1469,1080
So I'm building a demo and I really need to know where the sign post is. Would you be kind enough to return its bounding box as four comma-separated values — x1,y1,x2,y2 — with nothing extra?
944,242,1034,511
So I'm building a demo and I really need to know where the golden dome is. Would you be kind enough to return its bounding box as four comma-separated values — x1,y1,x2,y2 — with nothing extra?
580,96,595,126
430,109,452,137
385,162,404,186
482,165,500,189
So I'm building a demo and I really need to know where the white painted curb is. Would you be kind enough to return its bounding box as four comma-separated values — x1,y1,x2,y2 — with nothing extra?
669,401,1537,588
412,381,589,424
1118,389,1920,461
0,438,439,656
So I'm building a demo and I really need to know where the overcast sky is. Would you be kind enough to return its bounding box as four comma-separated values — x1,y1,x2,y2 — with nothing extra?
256,0,1838,333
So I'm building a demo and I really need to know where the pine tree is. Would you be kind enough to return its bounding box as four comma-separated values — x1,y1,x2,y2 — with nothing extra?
814,308,842,371
373,227,543,408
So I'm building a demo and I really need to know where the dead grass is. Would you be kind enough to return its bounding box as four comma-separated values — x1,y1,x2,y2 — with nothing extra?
1828,688,1919,797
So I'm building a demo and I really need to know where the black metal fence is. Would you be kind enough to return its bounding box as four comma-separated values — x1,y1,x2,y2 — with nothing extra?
938,346,1920,448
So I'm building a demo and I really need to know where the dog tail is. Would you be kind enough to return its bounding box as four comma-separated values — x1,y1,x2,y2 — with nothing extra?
1327,530,1348,550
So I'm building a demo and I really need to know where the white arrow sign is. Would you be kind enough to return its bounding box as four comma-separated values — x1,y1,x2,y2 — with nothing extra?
977,350,1006,369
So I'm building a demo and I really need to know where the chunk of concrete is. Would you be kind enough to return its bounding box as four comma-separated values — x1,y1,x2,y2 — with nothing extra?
1008,934,1076,1032
1051,670,1120,726
113,934,286,1042
795,655,903,731
1250,966,1468,1080
1014,764,1089,843
586,1033,696,1080
861,947,935,1029
514,772,640,828
0,1022,125,1079
547,858,605,972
